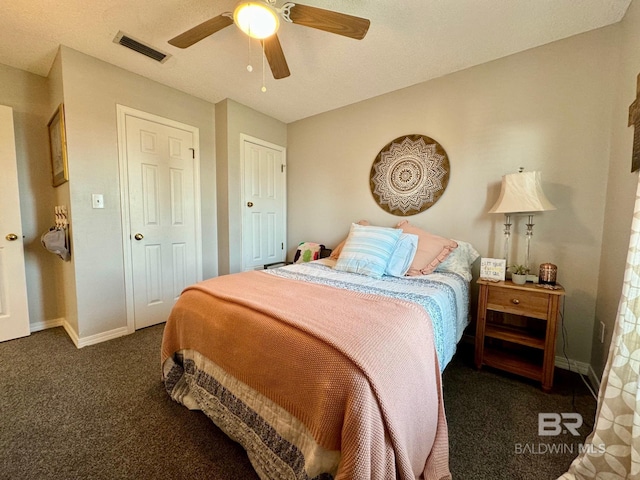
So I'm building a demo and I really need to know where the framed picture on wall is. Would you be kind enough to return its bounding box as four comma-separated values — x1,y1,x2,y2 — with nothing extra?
47,104,68,187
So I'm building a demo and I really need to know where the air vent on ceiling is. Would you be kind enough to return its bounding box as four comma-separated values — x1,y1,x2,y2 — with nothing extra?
113,31,171,63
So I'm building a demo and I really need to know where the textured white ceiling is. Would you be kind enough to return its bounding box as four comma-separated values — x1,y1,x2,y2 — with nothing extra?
0,0,631,123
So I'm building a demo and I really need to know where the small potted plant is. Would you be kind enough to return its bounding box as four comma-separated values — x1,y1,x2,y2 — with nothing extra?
509,264,529,285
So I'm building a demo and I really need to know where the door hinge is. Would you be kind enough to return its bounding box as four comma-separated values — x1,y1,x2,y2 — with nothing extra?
281,164,285,173
281,243,284,250
189,148,195,159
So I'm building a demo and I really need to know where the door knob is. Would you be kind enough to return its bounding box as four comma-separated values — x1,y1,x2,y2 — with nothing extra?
134,233,144,241
5,233,18,241
247,202,254,208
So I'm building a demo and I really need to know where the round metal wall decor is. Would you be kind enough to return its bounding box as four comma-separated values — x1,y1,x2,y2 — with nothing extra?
370,134,450,216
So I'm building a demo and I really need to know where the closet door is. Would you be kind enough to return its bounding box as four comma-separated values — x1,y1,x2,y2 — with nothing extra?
241,135,286,271
117,105,201,331
0,105,30,342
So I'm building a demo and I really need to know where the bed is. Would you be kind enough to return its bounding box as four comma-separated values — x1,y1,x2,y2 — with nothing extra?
162,224,478,480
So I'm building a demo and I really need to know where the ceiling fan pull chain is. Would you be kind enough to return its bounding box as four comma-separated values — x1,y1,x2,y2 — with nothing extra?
261,41,267,92
247,36,253,72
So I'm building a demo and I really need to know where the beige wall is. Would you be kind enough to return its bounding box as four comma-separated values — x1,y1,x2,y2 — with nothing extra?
47,49,79,334
592,0,640,377
287,26,620,365
57,46,217,339
215,98,287,275
0,63,61,329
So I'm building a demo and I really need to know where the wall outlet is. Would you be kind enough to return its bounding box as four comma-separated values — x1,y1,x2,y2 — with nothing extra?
600,321,606,343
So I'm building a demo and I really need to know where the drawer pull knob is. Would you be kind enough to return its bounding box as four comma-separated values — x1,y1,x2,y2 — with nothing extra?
511,298,520,305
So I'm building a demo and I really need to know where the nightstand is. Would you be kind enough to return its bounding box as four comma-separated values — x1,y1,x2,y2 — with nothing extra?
475,279,565,391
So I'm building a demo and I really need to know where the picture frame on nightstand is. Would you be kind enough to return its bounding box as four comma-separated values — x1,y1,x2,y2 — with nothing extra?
479,257,506,282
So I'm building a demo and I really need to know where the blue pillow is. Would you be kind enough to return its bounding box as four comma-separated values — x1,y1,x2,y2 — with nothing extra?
385,233,419,277
434,239,480,281
334,224,402,278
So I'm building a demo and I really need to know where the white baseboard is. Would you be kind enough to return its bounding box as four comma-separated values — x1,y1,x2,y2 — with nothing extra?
59,320,129,348
555,355,601,394
554,355,590,375
76,326,130,348
30,316,132,349
30,317,64,332
62,320,80,347
587,364,602,393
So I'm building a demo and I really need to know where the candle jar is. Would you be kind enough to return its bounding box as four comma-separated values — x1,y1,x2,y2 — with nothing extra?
539,263,557,286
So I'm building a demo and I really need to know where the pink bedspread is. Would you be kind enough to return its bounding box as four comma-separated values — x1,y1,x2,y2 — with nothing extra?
162,270,451,480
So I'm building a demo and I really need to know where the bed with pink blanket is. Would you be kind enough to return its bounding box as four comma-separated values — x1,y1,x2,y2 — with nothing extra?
162,259,470,480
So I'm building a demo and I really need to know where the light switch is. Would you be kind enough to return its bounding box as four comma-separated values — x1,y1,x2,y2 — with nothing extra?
92,194,104,209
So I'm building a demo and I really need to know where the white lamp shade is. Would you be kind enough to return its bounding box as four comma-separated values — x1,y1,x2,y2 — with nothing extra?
488,171,556,214
234,2,280,39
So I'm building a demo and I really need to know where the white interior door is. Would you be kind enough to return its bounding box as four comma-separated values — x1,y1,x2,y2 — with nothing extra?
119,107,201,330
241,135,286,271
0,105,30,342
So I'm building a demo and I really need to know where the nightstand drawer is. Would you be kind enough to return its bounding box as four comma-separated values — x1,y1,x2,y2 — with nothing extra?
486,287,549,319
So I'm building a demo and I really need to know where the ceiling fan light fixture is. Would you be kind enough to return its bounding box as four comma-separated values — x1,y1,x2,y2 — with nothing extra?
233,2,280,39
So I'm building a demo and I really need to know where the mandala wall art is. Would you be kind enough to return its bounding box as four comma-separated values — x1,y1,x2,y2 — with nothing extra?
369,134,450,216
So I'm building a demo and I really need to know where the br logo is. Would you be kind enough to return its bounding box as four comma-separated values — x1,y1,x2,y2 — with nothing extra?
538,413,583,436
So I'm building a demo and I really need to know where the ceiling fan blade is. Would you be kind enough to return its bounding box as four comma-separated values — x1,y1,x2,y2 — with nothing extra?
286,3,370,40
261,34,291,79
168,14,233,48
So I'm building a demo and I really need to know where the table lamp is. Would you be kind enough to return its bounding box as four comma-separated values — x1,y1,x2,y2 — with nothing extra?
488,169,556,277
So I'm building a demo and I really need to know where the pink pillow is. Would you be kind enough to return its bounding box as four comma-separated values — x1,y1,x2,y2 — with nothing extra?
329,220,370,259
396,220,458,276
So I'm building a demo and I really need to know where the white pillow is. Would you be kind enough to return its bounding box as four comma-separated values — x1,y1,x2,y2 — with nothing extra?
385,233,419,277
434,240,480,281
334,224,402,278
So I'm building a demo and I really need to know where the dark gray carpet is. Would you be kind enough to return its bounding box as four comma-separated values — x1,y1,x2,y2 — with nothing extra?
0,326,596,479
444,343,596,479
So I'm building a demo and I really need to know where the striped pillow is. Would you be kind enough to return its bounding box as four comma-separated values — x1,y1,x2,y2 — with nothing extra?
334,223,402,278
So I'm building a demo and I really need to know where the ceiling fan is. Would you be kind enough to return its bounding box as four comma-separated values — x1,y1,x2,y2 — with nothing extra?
168,1,371,80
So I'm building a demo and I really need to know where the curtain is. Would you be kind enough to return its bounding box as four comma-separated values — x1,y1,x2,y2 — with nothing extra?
559,181,640,479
